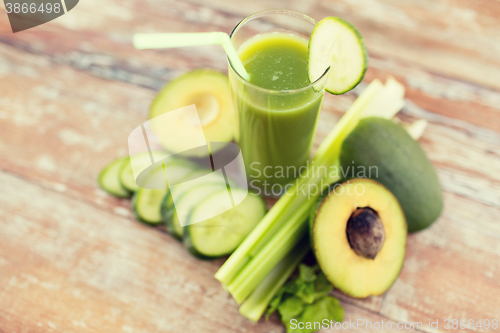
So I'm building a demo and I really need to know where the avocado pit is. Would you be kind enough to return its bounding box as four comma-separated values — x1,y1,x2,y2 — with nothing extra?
346,207,385,260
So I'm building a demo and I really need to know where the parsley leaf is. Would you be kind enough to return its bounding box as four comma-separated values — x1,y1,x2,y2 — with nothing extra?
266,264,343,333
299,264,318,282
289,296,344,333
313,271,333,295
278,296,304,323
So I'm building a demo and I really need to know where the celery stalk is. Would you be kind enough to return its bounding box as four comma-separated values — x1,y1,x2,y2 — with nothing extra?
227,202,312,303
238,239,309,322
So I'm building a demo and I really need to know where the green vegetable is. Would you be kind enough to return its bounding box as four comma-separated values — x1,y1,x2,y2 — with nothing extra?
119,151,168,192
266,264,343,333
308,17,368,95
161,169,210,239
132,188,167,224
215,77,406,320
132,159,197,224
278,297,304,323
239,240,309,322
294,297,343,333
184,190,267,259
340,117,443,232
168,182,225,240
161,169,231,239
98,156,131,198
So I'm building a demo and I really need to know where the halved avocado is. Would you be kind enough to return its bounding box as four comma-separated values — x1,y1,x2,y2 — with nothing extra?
149,69,234,156
312,178,407,298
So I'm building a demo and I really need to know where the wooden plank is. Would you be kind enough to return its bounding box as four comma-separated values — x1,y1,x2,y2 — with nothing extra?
318,303,424,332
0,42,155,215
380,192,500,333
364,58,500,132
0,171,428,333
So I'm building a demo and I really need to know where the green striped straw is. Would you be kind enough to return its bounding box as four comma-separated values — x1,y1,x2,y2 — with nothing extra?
133,32,250,81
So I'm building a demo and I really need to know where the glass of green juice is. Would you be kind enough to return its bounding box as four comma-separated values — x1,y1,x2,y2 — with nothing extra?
228,10,330,197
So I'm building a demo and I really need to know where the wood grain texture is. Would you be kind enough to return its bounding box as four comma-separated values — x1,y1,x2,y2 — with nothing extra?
0,0,499,332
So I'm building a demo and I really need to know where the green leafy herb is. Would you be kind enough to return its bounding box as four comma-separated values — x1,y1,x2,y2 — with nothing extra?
299,264,318,282
267,264,343,333
313,272,333,295
292,297,344,333
278,296,304,323
296,282,318,304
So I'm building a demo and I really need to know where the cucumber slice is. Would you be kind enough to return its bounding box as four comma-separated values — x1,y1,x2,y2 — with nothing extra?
162,169,212,238
132,159,197,224
149,69,234,157
132,188,168,225
119,151,168,192
308,17,368,95
98,157,131,198
169,182,226,240
162,170,235,237
184,189,266,259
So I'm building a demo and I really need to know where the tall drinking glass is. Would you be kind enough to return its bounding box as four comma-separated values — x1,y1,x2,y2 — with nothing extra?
228,10,329,196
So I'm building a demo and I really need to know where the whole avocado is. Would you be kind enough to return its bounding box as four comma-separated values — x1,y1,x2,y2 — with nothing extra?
340,117,443,232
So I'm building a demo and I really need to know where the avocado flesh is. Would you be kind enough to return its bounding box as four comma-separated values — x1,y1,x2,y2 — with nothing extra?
313,179,407,298
149,69,235,156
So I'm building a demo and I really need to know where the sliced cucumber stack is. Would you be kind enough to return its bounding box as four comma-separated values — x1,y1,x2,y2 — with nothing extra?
308,17,368,95
184,190,266,259
99,155,267,260
98,157,131,198
132,159,197,225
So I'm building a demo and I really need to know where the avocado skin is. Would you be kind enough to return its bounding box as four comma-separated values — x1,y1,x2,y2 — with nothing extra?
340,117,443,232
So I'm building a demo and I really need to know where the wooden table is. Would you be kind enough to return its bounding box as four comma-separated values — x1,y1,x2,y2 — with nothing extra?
0,0,499,332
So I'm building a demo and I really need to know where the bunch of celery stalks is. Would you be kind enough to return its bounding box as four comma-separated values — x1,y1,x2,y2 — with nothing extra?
215,77,406,321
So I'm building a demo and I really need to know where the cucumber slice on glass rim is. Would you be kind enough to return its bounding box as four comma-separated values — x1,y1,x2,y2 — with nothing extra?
308,17,368,95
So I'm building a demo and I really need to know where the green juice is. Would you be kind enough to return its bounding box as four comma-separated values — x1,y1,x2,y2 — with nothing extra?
232,33,325,193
